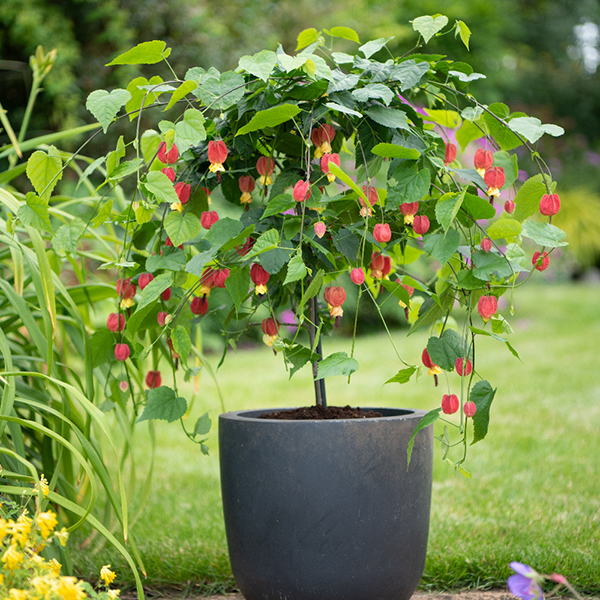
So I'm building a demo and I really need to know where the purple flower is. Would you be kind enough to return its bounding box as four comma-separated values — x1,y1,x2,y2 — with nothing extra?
507,562,543,600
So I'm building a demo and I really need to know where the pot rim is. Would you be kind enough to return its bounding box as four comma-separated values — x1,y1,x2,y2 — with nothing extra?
219,407,429,422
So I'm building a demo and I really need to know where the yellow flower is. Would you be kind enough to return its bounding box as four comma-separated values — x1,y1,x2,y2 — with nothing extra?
31,576,51,598
0,573,4,584
54,528,69,547
8,588,28,600
8,518,31,547
169,201,184,212
2,544,24,570
107,590,120,600
36,475,50,498
36,512,57,539
0,518,9,542
47,558,61,577
55,577,86,600
100,565,116,586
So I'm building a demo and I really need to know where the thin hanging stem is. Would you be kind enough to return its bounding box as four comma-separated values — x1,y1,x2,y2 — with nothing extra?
308,295,326,407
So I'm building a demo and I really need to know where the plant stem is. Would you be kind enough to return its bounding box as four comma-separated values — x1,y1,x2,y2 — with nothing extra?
308,295,326,407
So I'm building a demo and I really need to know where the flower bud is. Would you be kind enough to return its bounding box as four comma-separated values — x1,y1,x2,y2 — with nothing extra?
256,156,275,185
161,167,176,182
463,401,477,418
157,311,169,327
455,357,472,376
532,251,550,271
138,273,154,290
261,317,279,337
442,394,459,415
158,142,179,165
413,215,430,235
373,223,391,243
477,295,498,322
116,278,136,300
213,268,230,288
190,296,209,316
504,200,515,214
107,313,125,332
293,180,311,203
314,222,326,238
444,142,457,166
539,193,560,216
175,182,191,204
481,238,492,252
145,370,162,389
114,343,130,362
350,268,365,285
162,287,171,301
201,210,219,230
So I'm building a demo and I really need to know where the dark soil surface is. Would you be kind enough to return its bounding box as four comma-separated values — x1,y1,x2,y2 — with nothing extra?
258,405,384,420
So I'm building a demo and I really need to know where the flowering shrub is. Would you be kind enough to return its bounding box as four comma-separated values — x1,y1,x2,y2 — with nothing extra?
16,16,567,470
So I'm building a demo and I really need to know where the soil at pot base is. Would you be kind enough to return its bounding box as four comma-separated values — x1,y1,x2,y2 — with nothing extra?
258,405,384,420
219,407,433,600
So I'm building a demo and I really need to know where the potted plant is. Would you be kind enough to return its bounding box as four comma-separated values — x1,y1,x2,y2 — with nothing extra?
17,13,566,600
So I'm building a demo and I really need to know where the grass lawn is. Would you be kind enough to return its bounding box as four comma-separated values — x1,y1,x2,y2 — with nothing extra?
72,283,600,595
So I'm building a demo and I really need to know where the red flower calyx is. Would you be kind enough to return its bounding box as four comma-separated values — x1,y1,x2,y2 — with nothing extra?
455,357,472,377
145,370,162,389
158,142,179,165
201,210,219,230
350,268,365,286
138,272,154,290
293,180,311,203
239,175,255,204
190,296,209,316
250,263,270,295
539,193,560,216
311,124,336,158
422,348,441,377
444,142,457,166
256,156,275,186
474,149,493,176
314,222,326,238
442,394,459,415
477,295,498,322
481,238,492,253
463,401,477,418
261,317,279,346
484,167,505,197
532,251,550,272
208,140,228,173
107,313,125,332
413,215,430,235
399,202,418,225
321,153,340,183
373,223,391,244
324,286,346,318
114,343,130,362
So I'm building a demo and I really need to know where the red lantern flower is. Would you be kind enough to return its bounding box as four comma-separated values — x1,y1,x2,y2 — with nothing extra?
455,357,472,376
293,180,311,203
199,267,216,296
481,238,492,252
314,222,326,238
532,251,550,272
350,268,365,285
161,167,176,182
165,236,183,250
463,401,477,418
190,296,209,316
261,317,279,346
442,394,459,415
474,149,493,176
138,273,154,290
397,282,414,309
477,295,498,322
422,348,441,376
444,142,457,166
539,193,560,216
250,263,270,294
256,156,275,186
360,185,378,216
175,182,191,204
158,142,179,165
413,215,430,235
145,370,162,389
370,252,391,279
162,287,171,301
107,313,125,332
399,202,419,224
321,153,340,183
213,269,230,288
208,140,228,173
373,223,391,243
201,210,219,230
116,278,136,308
239,175,255,204
114,343,130,362
324,286,346,318
484,167,505,197
157,311,169,327
504,200,515,214
311,124,336,158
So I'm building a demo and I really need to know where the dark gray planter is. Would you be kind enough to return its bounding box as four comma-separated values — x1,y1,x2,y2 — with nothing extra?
219,407,433,600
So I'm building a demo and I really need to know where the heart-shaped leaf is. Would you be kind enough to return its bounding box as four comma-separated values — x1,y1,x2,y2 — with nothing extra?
86,89,131,133
412,15,449,43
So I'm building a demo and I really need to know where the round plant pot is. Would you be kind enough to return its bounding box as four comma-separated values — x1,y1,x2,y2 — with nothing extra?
219,407,433,600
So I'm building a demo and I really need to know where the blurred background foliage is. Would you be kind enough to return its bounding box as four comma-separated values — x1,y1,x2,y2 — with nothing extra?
1,0,600,270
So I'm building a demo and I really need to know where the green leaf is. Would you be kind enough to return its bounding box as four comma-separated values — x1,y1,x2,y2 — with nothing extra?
483,104,523,151
262,193,296,218
359,37,394,59
406,408,441,468
146,247,187,272
86,89,131,133
412,15,449,43
238,50,278,82
469,326,521,359
331,52,355,64
388,60,430,91
513,176,547,223
91,199,113,228
492,150,518,189
259,248,290,274
135,204,153,225
408,290,454,336
449,70,485,83
329,26,360,43
89,329,115,369
185,250,217,277
108,159,142,181
486,218,522,240
164,212,201,247
325,101,362,117
106,40,171,65
136,272,172,312
27,148,63,200
137,387,187,423
225,266,251,311
352,84,394,105
17,193,52,233
461,192,496,221
327,162,368,202
163,80,197,112
423,109,461,128
316,352,359,380
247,229,279,258
284,344,321,378
296,28,320,50
53,218,86,257
194,71,246,111
508,117,565,144
302,270,324,304
365,106,409,130
435,192,464,231
470,380,497,444
236,104,302,136
423,229,461,265
203,217,244,248
171,325,191,360
125,76,163,120
284,253,308,285
427,329,466,371
144,171,179,204
472,251,526,280
456,20,471,50
387,164,430,209
193,412,212,436
381,279,411,306
385,366,417,384
520,221,568,248
371,143,420,160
